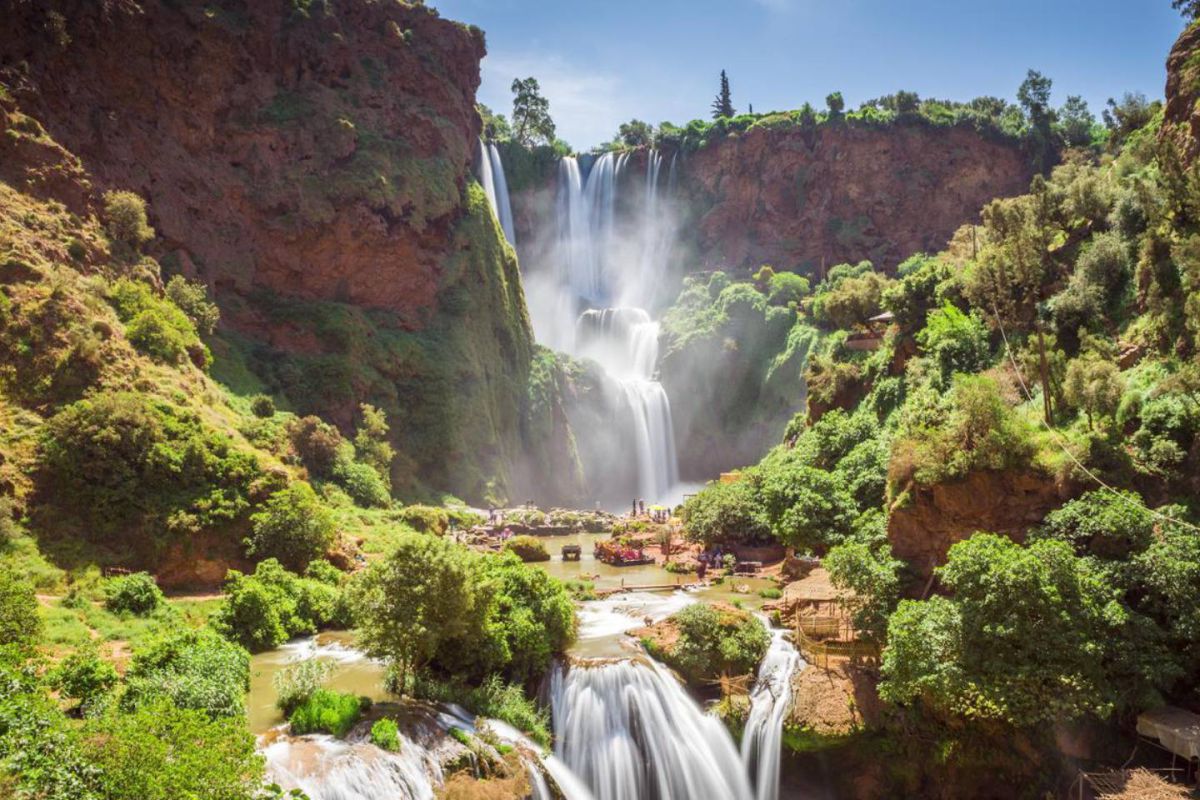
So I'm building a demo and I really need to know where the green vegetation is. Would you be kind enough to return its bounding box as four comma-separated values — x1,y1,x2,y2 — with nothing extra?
510,77,556,147
245,482,336,571
273,657,333,715
288,689,366,737
643,603,769,685
410,673,551,748
213,558,348,652
102,572,164,616
120,628,250,719
503,534,550,562
370,717,401,751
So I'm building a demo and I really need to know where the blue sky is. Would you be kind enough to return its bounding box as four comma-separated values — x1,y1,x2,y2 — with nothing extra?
430,0,1187,150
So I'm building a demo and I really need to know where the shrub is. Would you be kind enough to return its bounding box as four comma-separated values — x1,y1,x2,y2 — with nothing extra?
916,303,991,386
250,395,276,418
287,416,344,478
409,674,551,748
1036,489,1155,561
107,278,207,367
273,658,333,715
49,648,118,714
370,718,401,751
213,558,345,652
103,572,164,616
399,504,451,535
655,603,770,685
288,689,365,737
121,628,250,719
245,482,336,571
0,560,41,647
331,456,391,508
102,190,154,256
164,275,219,336
758,457,856,552
83,700,265,800
503,535,549,562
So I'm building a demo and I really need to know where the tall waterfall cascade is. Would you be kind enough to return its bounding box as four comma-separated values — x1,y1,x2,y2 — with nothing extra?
741,623,804,800
549,659,754,800
477,139,516,246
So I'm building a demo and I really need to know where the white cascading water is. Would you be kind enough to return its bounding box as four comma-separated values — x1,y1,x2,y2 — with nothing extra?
477,138,516,246
741,623,804,800
550,659,754,800
551,152,680,504
262,733,441,800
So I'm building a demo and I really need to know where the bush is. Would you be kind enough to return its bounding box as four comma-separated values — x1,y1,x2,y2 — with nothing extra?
399,504,450,535
331,456,391,508
49,649,118,713
287,416,344,478
0,560,41,647
1036,489,1155,561
653,603,770,685
164,275,219,336
249,395,276,418
503,535,549,562
245,482,336,571
103,572,164,616
121,628,250,719
214,558,346,652
102,190,154,256
915,303,991,386
370,718,401,751
288,689,365,737
83,700,265,800
410,674,551,748
273,658,333,715
107,279,208,367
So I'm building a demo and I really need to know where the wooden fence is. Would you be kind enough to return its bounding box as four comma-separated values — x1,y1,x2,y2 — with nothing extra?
794,619,879,670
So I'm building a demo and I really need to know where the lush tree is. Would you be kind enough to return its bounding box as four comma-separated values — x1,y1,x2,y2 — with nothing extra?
349,532,480,691
810,271,890,330
880,534,1117,727
1063,355,1124,429
617,119,654,147
245,481,335,570
510,77,556,147
682,478,771,545
825,540,902,644
1059,95,1096,148
121,628,250,719
1174,0,1200,18
915,303,991,386
287,415,344,478
757,458,855,552
712,69,734,119
826,91,845,119
1037,489,1156,562
1103,92,1162,149
766,271,810,306
478,103,512,141
214,558,347,652
0,561,40,648
353,403,394,491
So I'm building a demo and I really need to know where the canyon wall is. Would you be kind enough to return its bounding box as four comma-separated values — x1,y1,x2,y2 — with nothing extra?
0,0,537,502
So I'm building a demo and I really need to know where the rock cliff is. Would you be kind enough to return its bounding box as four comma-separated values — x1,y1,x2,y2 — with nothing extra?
0,0,536,502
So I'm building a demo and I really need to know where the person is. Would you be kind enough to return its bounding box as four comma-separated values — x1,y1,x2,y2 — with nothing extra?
631,499,638,517
697,557,708,580
639,500,645,516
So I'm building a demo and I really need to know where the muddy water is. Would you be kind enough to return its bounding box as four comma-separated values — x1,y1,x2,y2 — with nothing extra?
248,632,388,735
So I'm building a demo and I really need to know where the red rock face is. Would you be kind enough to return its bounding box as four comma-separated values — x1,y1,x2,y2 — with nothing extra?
1163,22,1200,164
679,122,1036,274
0,0,485,322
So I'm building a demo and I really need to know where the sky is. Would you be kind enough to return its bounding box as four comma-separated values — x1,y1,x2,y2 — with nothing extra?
430,0,1187,150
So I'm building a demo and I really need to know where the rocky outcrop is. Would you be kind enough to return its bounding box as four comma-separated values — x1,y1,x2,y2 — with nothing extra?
888,469,1075,584
678,121,1036,275
1163,22,1200,164
0,0,537,502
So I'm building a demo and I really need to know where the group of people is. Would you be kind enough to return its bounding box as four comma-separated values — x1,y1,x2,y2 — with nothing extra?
630,499,671,523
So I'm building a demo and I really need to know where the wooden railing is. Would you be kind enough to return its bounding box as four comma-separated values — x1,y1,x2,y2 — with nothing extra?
794,619,879,670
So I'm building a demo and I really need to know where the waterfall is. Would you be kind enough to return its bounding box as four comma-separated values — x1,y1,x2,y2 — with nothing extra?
477,139,516,246
263,733,441,800
740,624,803,800
550,659,753,800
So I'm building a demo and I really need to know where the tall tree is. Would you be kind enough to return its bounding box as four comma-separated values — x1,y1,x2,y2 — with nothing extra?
711,70,734,119
510,77,556,147
1058,95,1095,148
1018,69,1057,169
1174,0,1200,19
